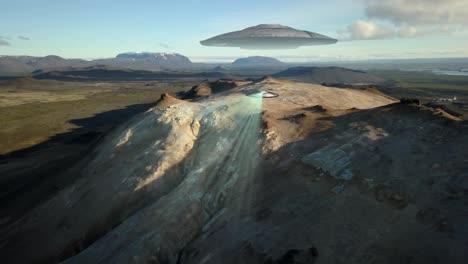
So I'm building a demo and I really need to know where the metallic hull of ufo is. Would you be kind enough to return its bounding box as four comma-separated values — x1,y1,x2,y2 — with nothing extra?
247,91,279,98
200,24,337,50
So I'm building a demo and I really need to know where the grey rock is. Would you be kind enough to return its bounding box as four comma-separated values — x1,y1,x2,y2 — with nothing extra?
302,144,353,180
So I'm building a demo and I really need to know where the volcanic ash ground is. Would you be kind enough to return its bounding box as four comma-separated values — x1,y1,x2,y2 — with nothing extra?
3,78,468,264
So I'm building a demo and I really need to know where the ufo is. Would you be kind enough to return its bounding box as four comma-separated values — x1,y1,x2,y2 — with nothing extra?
247,91,279,98
245,88,279,98
200,24,338,50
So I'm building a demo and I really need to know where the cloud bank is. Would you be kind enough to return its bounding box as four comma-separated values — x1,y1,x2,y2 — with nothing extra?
0,36,11,46
365,0,468,25
342,0,468,40
345,20,394,40
157,42,172,49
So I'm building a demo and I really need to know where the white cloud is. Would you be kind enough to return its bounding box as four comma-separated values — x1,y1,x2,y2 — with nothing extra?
343,20,395,40
364,0,468,25
0,36,11,46
397,26,421,38
342,0,468,40
157,42,172,49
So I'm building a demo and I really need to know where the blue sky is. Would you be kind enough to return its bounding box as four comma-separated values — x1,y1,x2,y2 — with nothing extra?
1,0,467,62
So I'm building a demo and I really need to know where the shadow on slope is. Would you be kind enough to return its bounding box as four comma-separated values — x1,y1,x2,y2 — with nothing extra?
181,103,468,264
1,94,265,263
2,102,468,264
0,102,156,222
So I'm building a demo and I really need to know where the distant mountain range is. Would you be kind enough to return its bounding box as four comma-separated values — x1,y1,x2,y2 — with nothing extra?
232,56,284,67
0,55,89,74
0,52,193,75
3,52,468,77
93,52,193,70
0,53,292,75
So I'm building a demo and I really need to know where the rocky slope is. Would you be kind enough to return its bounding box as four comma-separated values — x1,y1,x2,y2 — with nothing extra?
1,78,468,264
177,79,250,99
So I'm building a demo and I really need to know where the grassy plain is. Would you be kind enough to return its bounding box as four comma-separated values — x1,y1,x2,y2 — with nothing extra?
0,78,191,154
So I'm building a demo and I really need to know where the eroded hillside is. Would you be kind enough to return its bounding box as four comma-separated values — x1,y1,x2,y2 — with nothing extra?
1,78,467,264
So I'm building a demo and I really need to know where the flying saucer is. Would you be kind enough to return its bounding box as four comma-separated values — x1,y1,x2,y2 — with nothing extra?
246,89,279,98
200,24,338,50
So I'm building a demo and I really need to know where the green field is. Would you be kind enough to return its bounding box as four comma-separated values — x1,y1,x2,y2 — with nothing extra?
0,79,191,154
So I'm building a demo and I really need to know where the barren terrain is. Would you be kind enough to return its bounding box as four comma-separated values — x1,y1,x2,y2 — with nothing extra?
1,77,467,263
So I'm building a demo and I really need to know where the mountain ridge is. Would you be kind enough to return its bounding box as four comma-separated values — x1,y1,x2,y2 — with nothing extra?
232,56,284,67
0,52,193,74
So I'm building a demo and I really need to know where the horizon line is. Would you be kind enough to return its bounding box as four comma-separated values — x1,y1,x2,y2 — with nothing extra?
2,54,468,64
